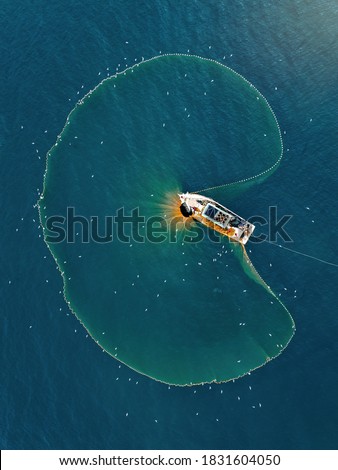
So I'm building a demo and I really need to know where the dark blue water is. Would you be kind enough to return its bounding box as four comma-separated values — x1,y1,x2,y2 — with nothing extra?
1,0,338,449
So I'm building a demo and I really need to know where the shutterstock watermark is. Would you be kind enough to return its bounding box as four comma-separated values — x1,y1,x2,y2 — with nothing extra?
44,206,293,245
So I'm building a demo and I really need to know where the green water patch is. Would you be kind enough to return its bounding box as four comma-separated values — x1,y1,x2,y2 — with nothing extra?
39,54,295,385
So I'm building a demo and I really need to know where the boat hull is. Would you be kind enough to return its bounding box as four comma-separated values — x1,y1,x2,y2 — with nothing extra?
179,193,255,245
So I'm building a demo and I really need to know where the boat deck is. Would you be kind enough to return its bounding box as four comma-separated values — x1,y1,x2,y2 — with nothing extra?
179,193,255,245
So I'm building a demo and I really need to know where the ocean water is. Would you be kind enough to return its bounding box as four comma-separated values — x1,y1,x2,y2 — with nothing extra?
1,0,338,449
38,54,295,386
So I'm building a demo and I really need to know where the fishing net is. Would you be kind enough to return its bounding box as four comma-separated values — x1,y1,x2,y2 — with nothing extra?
39,55,294,385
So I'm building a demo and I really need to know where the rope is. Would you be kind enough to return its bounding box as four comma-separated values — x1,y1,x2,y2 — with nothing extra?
195,160,280,193
240,244,296,329
264,240,338,268
193,65,284,194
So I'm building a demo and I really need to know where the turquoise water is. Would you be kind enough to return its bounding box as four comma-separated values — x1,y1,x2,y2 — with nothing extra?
39,55,295,385
2,0,338,450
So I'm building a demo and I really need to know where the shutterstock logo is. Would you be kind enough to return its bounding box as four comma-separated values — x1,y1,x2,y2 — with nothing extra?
44,206,293,245
248,206,293,243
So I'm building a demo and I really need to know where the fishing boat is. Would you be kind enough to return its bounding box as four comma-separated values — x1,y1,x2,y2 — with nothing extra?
179,192,255,245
